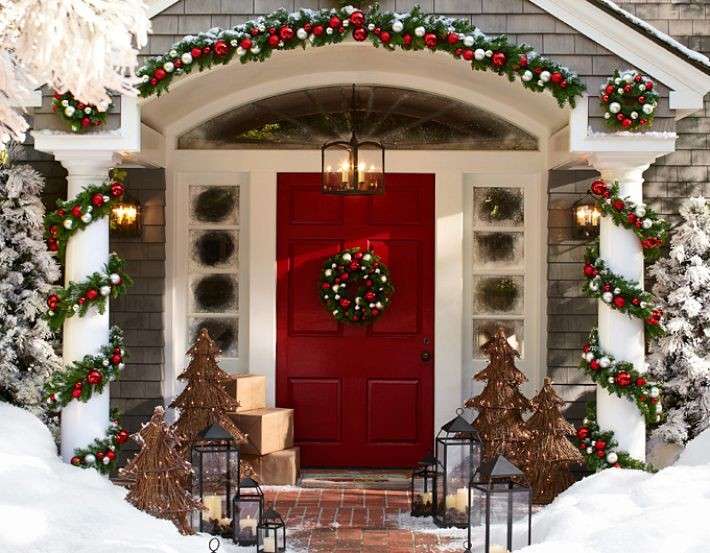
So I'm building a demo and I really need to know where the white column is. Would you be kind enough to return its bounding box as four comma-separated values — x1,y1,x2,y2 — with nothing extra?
56,153,116,462
588,155,650,461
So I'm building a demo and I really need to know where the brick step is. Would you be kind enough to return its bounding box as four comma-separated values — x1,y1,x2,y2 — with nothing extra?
243,447,300,486
229,407,294,455
224,374,267,413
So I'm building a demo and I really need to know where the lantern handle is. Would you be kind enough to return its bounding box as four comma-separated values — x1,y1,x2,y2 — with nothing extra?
208,537,220,552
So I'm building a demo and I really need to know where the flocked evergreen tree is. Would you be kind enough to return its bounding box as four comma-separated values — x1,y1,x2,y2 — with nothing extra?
121,406,203,535
170,328,247,449
648,196,710,445
0,155,62,418
523,378,583,504
466,328,531,466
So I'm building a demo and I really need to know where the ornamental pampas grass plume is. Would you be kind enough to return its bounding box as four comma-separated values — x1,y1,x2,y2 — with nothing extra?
0,0,150,107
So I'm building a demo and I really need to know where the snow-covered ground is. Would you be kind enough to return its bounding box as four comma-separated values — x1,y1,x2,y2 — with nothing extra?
1,401,710,553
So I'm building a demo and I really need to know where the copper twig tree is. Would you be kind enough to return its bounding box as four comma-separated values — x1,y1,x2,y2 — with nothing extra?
523,377,583,504
465,328,531,465
120,406,203,534
170,329,247,449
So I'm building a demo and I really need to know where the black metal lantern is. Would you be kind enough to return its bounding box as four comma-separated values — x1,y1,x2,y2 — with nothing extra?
433,408,482,528
232,477,264,546
257,507,286,553
321,85,385,195
572,197,601,239
191,422,241,536
110,191,142,237
467,455,532,553
411,451,437,517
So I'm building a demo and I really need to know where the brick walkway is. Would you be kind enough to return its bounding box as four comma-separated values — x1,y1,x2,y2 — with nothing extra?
264,488,462,553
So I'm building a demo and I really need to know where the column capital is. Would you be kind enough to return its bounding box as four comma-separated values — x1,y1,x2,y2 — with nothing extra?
585,151,666,176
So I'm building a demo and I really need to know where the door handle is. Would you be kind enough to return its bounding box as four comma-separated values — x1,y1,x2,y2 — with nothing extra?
421,351,432,362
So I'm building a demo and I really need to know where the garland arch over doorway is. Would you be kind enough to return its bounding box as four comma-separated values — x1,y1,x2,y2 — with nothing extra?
137,5,585,107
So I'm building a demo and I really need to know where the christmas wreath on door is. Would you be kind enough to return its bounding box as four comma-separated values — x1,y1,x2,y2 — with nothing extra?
319,247,394,323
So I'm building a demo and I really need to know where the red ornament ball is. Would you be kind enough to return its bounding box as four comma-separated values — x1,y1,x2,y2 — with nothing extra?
70,205,82,218
85,288,99,300
214,40,229,56
70,456,82,466
589,359,601,371
349,261,360,271
87,370,102,385
47,294,59,307
616,371,632,387
623,84,633,94
202,46,211,55
590,179,607,196
518,54,528,68
91,193,105,207
380,31,391,43
424,33,438,49
153,68,166,81
111,353,122,365
321,282,330,290
402,34,413,47
110,182,125,197
612,296,626,309
78,297,85,305
240,38,253,50
365,291,376,302
268,34,280,47
550,71,563,84
329,15,341,28
191,47,202,58
106,450,117,461
638,96,646,104
491,51,507,67
583,264,597,278
622,118,633,128
595,450,606,459
349,11,365,27
576,427,589,440
95,451,104,460
447,32,459,45
582,343,591,353
115,430,130,444
339,298,351,309
353,27,368,42
636,377,647,387
312,25,324,37
645,81,654,90
612,198,625,210
47,239,59,252
463,49,474,61
71,388,82,399
605,84,615,95
81,117,91,128
149,78,158,86
594,439,606,450
279,26,295,41
371,308,380,317
49,225,59,237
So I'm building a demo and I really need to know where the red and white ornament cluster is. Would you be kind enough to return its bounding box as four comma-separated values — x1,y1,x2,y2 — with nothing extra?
51,92,109,133
600,70,658,131
70,420,129,469
575,425,619,467
46,271,123,316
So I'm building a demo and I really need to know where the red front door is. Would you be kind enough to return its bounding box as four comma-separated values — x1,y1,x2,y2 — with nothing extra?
276,173,435,467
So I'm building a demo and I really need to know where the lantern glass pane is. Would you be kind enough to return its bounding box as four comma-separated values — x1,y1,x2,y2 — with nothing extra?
234,499,261,545
191,445,239,534
258,527,285,553
435,438,480,527
471,483,531,553
412,467,434,517
322,143,352,193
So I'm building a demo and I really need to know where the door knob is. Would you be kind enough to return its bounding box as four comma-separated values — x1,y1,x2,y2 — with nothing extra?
421,351,432,362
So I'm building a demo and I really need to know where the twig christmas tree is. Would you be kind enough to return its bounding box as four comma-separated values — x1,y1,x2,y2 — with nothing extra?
170,329,247,449
120,406,203,534
523,378,583,504
466,328,531,465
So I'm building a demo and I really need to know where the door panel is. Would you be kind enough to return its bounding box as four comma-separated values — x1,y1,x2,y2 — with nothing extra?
276,173,435,467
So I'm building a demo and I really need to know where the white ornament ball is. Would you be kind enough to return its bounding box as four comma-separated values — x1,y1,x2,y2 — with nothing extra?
100,285,112,297
485,49,493,58
84,107,92,114
334,294,340,300
540,70,551,82
414,26,426,37
369,303,375,308
72,304,80,312
344,5,354,14
61,99,69,107
103,456,111,465
102,359,109,367
342,20,349,28
614,77,621,85
642,219,653,229
635,206,646,217
609,102,621,114
368,23,375,31
586,447,593,454
331,285,339,293
110,273,121,284
602,291,613,303
325,269,332,277
251,46,260,54
380,275,387,283
656,403,663,413
522,70,533,82
64,106,75,117
604,113,611,120
181,52,193,64
631,111,638,120
642,103,654,115
84,454,96,464
362,253,371,261
332,310,339,316
236,46,245,56
649,387,660,398
600,357,610,368
463,35,474,47
392,20,403,33
617,88,624,95
376,302,383,309
614,287,621,295
169,49,178,58
607,377,614,384
624,72,634,83
63,219,73,230
474,48,485,61
606,452,618,464
141,74,150,83
342,253,352,262
584,352,594,362
163,61,174,73
538,80,545,87
80,213,92,224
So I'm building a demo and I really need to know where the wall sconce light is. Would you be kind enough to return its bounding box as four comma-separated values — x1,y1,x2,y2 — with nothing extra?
110,192,142,238
572,198,601,239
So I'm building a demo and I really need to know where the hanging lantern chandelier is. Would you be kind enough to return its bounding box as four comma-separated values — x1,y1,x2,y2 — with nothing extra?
321,85,385,195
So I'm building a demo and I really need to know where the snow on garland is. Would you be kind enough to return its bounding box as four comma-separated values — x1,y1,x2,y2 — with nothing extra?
600,70,658,131
575,403,654,471
70,410,130,475
45,327,126,410
46,253,132,332
319,247,394,323
135,5,585,107
44,170,126,259
582,242,664,339
580,329,662,424
589,179,669,261
51,91,111,133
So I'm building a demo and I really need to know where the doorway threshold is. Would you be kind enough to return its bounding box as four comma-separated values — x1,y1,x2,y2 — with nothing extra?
300,468,411,490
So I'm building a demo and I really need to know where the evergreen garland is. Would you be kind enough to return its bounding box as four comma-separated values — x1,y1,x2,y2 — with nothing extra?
44,170,126,260
45,326,126,409
135,5,585,107
69,410,130,474
51,91,110,133
45,253,132,332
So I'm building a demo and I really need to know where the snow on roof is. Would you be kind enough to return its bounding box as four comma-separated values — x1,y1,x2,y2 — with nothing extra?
590,0,710,72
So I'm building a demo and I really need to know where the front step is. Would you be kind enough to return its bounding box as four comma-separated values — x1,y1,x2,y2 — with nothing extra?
299,469,412,490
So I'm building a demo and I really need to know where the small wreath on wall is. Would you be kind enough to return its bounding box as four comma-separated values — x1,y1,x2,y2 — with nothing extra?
51,91,111,133
319,247,394,323
600,70,658,131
